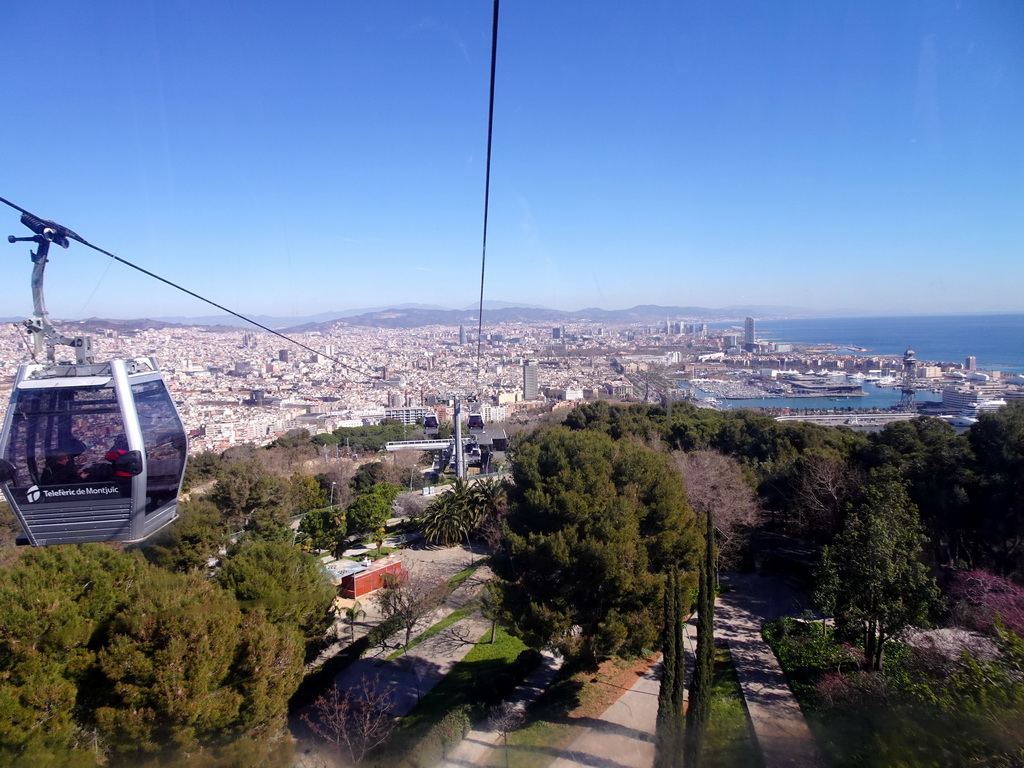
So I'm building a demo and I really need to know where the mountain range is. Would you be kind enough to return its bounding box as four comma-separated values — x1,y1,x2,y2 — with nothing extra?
0,304,820,333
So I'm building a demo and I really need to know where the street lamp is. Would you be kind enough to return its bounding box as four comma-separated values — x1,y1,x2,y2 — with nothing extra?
330,482,336,508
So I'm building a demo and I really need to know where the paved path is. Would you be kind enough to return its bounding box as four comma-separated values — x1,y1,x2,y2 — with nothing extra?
333,560,495,716
716,573,823,768
544,660,661,768
436,649,564,768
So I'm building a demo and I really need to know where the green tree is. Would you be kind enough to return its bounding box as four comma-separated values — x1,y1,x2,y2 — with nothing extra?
289,472,329,513
181,449,223,492
471,477,507,518
496,427,700,660
144,500,226,573
342,601,366,645
350,462,385,496
868,417,974,566
298,506,347,555
332,424,408,453
311,432,341,446
815,467,939,671
209,459,287,527
967,401,1024,576
655,569,688,768
217,540,336,646
93,571,249,754
0,545,141,756
346,492,390,539
417,479,481,548
0,545,304,763
684,501,715,767
418,491,470,547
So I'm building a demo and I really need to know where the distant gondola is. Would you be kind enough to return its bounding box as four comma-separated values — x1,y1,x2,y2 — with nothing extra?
423,414,439,435
467,413,485,432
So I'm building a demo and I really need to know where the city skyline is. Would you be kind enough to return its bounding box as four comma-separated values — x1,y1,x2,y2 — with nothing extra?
2,1,1022,320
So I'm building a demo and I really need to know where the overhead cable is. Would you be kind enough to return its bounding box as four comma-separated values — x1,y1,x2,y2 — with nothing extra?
0,195,375,381
475,0,501,372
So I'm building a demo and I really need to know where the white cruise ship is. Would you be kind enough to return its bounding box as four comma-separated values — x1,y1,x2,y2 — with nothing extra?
939,399,1008,427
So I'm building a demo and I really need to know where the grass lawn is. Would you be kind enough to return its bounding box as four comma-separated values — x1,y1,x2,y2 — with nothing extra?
385,605,476,661
484,654,660,768
481,647,758,768
371,625,531,767
701,646,761,768
446,559,487,591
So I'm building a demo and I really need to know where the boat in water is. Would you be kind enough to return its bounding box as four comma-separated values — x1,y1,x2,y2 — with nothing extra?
939,399,1008,427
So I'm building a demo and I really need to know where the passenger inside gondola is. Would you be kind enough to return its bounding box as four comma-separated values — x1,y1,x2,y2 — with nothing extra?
104,435,132,478
40,437,88,485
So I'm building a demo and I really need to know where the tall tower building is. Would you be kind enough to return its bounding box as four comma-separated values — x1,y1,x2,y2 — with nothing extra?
523,359,538,400
459,325,467,345
900,349,918,412
552,326,561,340
744,317,756,346
965,356,977,371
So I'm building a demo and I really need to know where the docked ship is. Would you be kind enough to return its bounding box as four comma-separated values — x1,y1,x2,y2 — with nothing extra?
939,399,1008,427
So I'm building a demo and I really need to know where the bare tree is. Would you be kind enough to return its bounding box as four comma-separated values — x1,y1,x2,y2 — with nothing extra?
381,449,426,488
489,701,525,768
673,450,760,572
792,452,863,540
373,567,448,649
302,677,396,764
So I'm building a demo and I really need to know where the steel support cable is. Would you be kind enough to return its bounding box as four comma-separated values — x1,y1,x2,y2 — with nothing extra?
0,195,374,381
475,0,500,374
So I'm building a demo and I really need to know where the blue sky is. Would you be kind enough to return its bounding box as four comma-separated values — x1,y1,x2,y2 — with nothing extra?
1,0,1021,320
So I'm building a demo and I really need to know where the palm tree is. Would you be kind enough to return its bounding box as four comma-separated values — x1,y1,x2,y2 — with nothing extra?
343,601,366,645
418,491,470,546
470,477,507,519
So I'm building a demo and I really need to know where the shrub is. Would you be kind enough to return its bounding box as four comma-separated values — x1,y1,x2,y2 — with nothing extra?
948,569,1024,637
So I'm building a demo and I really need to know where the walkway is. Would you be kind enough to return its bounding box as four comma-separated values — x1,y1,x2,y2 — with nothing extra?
435,649,564,768
545,660,661,768
332,560,495,717
716,573,823,768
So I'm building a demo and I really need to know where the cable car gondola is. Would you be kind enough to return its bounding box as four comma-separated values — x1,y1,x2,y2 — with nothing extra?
467,413,485,433
423,414,439,435
0,208,187,546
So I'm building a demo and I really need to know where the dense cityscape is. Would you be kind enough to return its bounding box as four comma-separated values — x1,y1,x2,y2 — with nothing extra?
2,1,1022,764
3,312,1021,452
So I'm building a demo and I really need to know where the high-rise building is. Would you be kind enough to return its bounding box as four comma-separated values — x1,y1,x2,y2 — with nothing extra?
552,326,561,340
966,356,977,371
744,317,756,346
278,349,290,363
523,359,538,400
459,325,467,345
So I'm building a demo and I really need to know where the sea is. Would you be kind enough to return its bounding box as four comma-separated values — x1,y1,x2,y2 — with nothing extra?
710,314,1024,374
686,383,942,412
698,313,1024,412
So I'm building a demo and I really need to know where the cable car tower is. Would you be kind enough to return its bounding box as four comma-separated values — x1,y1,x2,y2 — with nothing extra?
0,208,188,546
899,348,918,413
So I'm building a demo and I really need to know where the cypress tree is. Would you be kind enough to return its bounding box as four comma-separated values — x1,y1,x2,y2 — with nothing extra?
655,570,680,767
672,567,688,717
656,568,690,768
685,510,715,766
